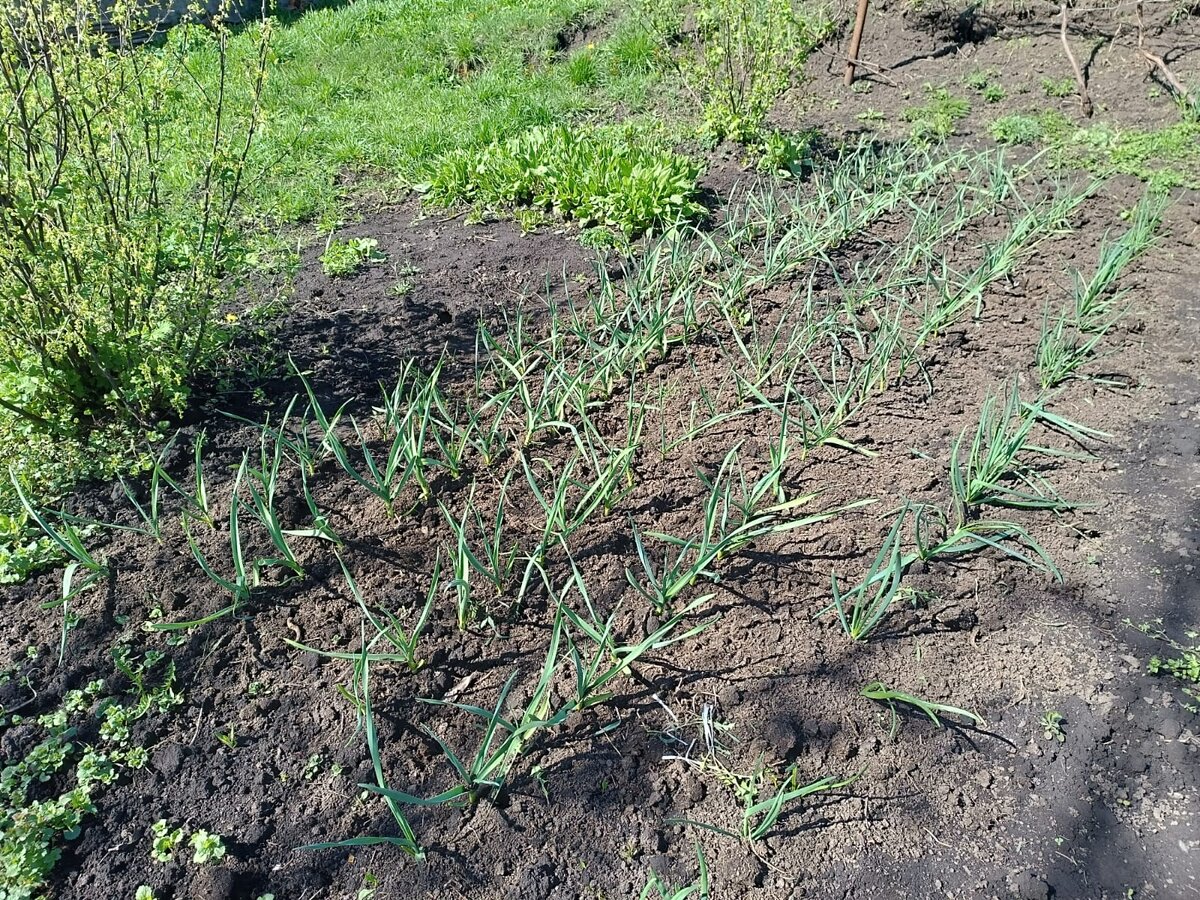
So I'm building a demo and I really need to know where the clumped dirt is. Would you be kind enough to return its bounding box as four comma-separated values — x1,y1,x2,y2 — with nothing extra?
792,0,1199,145
3,8,1200,900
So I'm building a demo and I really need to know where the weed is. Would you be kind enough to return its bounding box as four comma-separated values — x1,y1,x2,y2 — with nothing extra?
1042,76,1077,98
1058,121,1200,189
966,68,1004,102
1149,644,1200,711
1040,710,1066,742
1,657,180,897
1133,620,1200,711
150,820,185,863
320,237,385,277
989,114,1043,146
903,88,970,143
189,830,226,864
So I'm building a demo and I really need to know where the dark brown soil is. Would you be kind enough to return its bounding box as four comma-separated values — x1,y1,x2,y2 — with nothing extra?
4,8,1200,900
790,0,1200,142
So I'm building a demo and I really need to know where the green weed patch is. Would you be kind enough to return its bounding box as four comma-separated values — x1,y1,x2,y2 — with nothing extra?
424,124,703,235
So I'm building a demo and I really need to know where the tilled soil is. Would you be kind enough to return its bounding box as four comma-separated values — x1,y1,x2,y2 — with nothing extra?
3,11,1200,900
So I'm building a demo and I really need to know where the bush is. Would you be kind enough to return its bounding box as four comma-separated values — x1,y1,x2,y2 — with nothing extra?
0,0,268,432
682,0,832,144
423,124,703,235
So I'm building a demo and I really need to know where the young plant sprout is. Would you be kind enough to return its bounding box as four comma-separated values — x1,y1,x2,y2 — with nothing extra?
860,680,983,737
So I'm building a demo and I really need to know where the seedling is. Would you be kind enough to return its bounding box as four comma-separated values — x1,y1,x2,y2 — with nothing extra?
369,648,566,808
190,830,226,864
860,681,983,737
558,566,718,712
674,767,857,848
629,448,873,614
303,657,424,858
949,384,1080,515
1040,710,1066,742
12,472,108,660
829,504,909,641
285,555,437,672
150,820,184,863
640,845,710,900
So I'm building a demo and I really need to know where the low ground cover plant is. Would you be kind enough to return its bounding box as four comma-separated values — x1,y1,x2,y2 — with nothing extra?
424,124,703,235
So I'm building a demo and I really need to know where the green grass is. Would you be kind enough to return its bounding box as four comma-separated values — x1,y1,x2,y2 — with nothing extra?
205,0,671,223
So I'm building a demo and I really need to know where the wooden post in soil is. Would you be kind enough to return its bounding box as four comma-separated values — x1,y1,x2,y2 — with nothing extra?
844,0,870,87
1058,1,1093,117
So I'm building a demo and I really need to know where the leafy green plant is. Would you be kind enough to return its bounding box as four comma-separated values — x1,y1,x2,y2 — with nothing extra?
756,128,821,177
424,124,703,236
989,114,1044,146
1042,76,1077,98
189,830,226,864
320,237,386,277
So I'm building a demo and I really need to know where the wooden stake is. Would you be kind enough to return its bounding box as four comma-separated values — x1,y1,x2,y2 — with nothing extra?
844,0,871,87
1059,2,1093,117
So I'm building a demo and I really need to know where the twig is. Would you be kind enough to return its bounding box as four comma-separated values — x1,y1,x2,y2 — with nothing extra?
1135,1,1194,106
827,50,898,87
1059,2,1094,117
844,0,871,87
